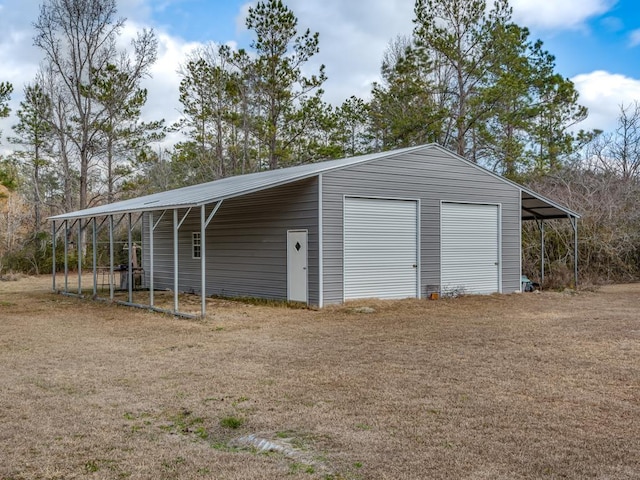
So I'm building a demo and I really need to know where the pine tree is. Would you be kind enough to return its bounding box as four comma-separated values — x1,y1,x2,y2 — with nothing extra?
0,81,12,121
246,0,326,169
82,63,163,202
413,0,513,157
9,83,53,231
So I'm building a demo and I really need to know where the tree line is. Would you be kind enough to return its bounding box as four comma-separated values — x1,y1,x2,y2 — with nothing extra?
0,0,638,286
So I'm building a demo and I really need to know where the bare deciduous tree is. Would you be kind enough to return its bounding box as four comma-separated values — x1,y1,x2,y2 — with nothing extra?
34,0,124,212
588,102,640,181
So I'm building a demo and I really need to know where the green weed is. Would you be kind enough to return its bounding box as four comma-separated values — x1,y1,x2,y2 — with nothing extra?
219,415,244,429
289,462,315,474
84,460,99,473
355,423,371,430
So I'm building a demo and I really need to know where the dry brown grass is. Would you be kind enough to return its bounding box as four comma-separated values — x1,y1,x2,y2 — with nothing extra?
0,276,639,479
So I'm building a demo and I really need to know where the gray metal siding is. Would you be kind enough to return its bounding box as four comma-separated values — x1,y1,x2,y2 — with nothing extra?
321,150,521,304
142,178,319,304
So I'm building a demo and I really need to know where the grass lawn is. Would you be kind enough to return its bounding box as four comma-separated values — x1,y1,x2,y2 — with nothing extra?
0,276,638,479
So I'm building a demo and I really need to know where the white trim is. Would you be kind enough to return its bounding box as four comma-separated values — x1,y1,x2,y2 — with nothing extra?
343,193,420,203
318,174,324,308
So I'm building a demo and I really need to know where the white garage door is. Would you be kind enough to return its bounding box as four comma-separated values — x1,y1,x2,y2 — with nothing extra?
344,197,418,300
441,202,500,295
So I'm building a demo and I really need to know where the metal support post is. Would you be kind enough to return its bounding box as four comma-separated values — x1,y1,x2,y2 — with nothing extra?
109,215,114,300
201,205,206,318
128,212,133,304
173,209,179,313
64,220,68,292
77,219,82,295
539,220,545,287
149,212,154,308
92,217,97,297
52,220,56,292
571,215,579,288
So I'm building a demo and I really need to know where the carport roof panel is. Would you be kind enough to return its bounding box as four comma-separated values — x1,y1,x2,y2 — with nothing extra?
521,188,580,220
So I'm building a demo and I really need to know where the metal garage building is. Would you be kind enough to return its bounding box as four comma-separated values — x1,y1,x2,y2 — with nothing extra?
50,144,579,317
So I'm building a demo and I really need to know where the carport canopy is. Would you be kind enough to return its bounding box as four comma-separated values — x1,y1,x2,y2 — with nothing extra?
520,186,580,288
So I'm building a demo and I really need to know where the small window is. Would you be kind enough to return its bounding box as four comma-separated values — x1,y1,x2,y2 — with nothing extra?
192,232,201,259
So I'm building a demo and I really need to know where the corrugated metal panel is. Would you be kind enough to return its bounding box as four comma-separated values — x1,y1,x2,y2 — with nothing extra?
344,197,418,300
441,202,499,295
49,144,578,221
143,178,320,304
49,146,426,220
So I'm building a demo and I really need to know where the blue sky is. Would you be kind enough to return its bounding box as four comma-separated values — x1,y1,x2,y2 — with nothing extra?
2,0,640,149
535,0,640,78
151,0,248,44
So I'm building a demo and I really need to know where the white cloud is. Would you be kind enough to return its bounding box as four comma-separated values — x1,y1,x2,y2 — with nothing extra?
0,6,202,153
628,29,640,47
286,0,414,104
117,22,203,150
0,0,45,152
235,2,253,34
511,0,615,30
572,70,640,131
141,30,201,130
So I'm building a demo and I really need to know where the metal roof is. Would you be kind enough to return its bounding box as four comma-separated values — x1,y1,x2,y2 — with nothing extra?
520,187,579,220
49,144,579,221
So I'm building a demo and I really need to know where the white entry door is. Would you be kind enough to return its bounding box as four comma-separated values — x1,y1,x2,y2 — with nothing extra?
287,230,308,303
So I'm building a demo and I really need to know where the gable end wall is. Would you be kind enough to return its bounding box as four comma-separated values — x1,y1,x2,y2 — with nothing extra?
321,149,521,304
